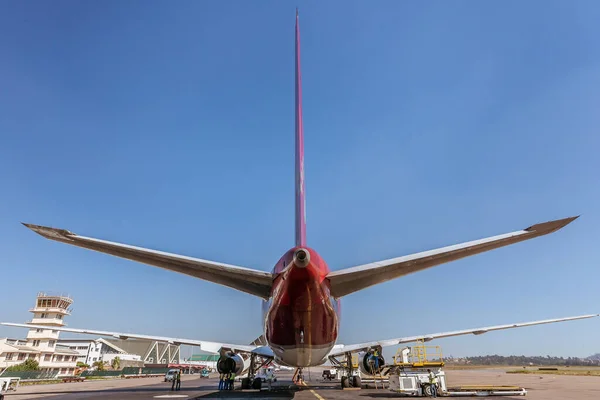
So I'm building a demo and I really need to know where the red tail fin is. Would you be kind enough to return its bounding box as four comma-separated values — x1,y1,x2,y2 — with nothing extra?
295,9,307,247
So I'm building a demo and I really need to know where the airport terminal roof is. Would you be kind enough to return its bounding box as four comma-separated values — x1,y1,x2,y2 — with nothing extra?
188,354,219,361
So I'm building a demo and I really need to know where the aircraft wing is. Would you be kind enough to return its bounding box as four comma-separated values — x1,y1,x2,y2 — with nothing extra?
0,322,274,358
327,216,578,298
327,314,599,357
21,223,273,299
249,334,268,346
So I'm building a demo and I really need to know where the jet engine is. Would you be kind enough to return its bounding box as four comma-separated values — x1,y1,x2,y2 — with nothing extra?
217,352,248,376
358,350,385,375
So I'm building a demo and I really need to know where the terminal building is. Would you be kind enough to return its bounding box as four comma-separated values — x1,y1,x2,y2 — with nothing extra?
106,339,181,366
56,338,143,368
186,354,218,370
0,292,182,375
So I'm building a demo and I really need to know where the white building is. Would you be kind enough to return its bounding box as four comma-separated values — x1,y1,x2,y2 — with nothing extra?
57,338,142,368
104,339,181,366
0,293,79,376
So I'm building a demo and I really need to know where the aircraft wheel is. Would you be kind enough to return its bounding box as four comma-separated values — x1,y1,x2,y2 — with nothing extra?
241,378,250,389
423,384,433,397
352,375,361,388
341,376,349,388
252,378,262,390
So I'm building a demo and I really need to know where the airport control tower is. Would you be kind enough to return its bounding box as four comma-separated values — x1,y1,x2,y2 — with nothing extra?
26,292,73,349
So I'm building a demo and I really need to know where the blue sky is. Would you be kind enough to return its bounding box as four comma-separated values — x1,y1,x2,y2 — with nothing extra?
1,1,599,359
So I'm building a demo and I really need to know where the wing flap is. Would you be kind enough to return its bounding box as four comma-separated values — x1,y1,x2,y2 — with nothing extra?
327,216,578,298
249,334,268,346
22,223,273,299
327,313,598,357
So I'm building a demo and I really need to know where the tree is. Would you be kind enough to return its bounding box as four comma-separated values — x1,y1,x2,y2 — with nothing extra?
111,357,121,370
6,358,40,372
76,362,90,368
93,360,107,371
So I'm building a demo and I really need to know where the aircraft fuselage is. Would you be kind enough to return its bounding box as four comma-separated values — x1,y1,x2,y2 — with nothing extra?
262,247,341,367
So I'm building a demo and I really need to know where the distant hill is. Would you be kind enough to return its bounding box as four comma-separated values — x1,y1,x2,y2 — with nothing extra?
446,355,600,366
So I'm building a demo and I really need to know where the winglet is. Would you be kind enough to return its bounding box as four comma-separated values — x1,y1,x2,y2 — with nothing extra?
22,223,75,241
524,215,579,234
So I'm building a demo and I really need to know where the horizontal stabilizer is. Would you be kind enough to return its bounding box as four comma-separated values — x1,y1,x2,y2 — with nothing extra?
327,216,578,298
22,223,273,299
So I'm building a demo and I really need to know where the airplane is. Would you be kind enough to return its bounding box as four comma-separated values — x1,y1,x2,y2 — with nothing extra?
3,10,598,390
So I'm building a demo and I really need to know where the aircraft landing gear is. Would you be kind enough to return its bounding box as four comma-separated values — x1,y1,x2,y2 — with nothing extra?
240,352,272,390
293,367,305,384
329,352,362,389
241,377,263,390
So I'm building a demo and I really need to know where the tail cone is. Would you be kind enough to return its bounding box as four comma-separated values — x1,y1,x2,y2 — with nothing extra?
293,248,310,268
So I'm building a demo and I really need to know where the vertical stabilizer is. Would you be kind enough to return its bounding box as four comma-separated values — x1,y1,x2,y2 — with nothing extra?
295,9,307,247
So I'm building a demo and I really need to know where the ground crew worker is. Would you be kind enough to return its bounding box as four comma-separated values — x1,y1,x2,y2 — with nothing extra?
175,369,181,391
224,372,230,390
229,371,236,390
427,369,438,398
266,368,274,391
373,349,380,370
218,372,225,390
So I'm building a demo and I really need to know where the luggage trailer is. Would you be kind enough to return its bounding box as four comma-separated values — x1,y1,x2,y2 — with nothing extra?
387,367,527,397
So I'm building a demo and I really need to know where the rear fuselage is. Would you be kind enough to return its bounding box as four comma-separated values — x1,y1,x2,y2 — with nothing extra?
262,247,341,367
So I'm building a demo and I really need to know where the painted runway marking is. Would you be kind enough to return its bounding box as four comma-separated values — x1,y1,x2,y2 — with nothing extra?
301,381,326,400
153,395,189,398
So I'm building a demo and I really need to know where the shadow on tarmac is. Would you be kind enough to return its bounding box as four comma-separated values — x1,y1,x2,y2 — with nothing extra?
25,384,216,397
28,380,302,399
195,390,297,399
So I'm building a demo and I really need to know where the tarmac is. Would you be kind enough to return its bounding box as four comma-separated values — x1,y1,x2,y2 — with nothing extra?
4,368,600,399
